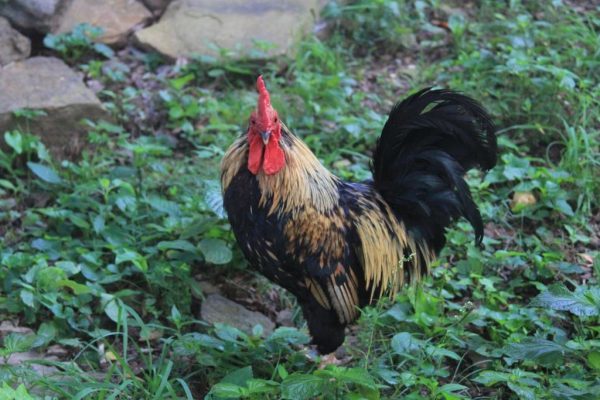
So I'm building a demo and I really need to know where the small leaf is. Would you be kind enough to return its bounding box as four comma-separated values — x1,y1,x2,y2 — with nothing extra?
20,289,35,307
93,215,105,234
27,162,62,184
33,322,57,347
93,42,114,58
104,298,124,323
157,240,197,253
115,249,148,272
59,279,91,295
199,238,232,265
587,351,600,370
205,185,226,218
391,332,422,355
170,73,195,90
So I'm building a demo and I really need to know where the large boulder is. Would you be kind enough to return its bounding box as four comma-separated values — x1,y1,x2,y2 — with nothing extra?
0,57,108,157
0,0,70,33
0,17,31,65
54,0,152,46
134,0,322,60
200,294,275,336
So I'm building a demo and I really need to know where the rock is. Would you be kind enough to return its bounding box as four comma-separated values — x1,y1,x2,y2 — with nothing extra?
1,351,59,376
276,309,294,327
142,0,173,13
0,57,109,157
201,294,275,336
55,0,152,46
0,320,34,336
134,0,322,60
0,0,69,33
196,279,220,296
0,17,31,65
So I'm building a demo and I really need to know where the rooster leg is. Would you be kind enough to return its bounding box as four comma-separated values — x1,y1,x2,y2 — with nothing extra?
318,353,343,369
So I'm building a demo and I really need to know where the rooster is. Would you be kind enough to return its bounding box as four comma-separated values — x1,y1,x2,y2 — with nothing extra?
221,76,496,354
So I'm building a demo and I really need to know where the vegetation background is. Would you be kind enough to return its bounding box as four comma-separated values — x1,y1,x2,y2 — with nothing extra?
0,0,598,399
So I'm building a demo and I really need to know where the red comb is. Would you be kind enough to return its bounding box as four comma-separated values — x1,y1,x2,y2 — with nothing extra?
256,75,271,121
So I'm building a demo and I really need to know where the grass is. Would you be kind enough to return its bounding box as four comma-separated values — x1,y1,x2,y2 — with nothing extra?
0,0,599,399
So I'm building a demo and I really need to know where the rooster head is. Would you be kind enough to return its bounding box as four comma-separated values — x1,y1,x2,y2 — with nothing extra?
247,76,285,175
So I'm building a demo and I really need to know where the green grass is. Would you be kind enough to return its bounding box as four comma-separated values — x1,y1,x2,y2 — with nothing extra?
0,0,599,399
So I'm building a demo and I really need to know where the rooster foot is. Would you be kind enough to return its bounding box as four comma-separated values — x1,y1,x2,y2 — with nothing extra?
318,353,343,369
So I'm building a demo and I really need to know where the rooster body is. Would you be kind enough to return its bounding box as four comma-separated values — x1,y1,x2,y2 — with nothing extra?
221,77,496,353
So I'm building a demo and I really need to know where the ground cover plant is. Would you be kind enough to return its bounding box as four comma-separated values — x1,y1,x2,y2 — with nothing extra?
0,0,598,398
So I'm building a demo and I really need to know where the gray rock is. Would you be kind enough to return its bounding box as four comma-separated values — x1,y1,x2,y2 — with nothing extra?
0,57,109,157
201,294,275,336
134,0,322,60
0,16,30,65
0,0,70,33
1,351,59,376
54,0,152,46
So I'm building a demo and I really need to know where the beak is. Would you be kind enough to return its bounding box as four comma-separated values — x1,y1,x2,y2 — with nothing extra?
261,131,271,145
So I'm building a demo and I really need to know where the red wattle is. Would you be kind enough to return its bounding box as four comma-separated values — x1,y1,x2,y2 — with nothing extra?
263,139,285,175
247,134,263,174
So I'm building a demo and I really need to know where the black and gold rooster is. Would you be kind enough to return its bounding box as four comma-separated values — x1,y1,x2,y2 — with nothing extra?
221,76,497,354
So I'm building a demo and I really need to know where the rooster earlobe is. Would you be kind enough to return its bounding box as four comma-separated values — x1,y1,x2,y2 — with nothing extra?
263,140,285,175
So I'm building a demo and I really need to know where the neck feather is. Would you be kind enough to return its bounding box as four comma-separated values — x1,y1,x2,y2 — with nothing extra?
257,124,339,216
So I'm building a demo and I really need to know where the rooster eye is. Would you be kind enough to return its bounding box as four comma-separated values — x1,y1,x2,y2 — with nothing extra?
273,117,278,122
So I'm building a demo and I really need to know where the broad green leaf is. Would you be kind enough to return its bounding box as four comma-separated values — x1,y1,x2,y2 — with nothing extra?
503,338,567,366
331,367,378,390
440,383,468,393
4,131,22,154
27,162,62,184
59,279,91,295
473,371,511,385
115,249,148,272
146,196,180,216
508,381,536,400
157,240,197,253
199,238,232,265
33,322,57,347
211,383,244,399
426,345,462,361
267,327,310,345
531,284,599,317
219,366,253,387
281,373,324,400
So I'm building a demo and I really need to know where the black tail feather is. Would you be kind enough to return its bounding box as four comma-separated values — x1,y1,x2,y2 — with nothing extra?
372,88,497,252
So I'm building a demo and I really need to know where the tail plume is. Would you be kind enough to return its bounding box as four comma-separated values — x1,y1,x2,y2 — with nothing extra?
372,88,497,252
